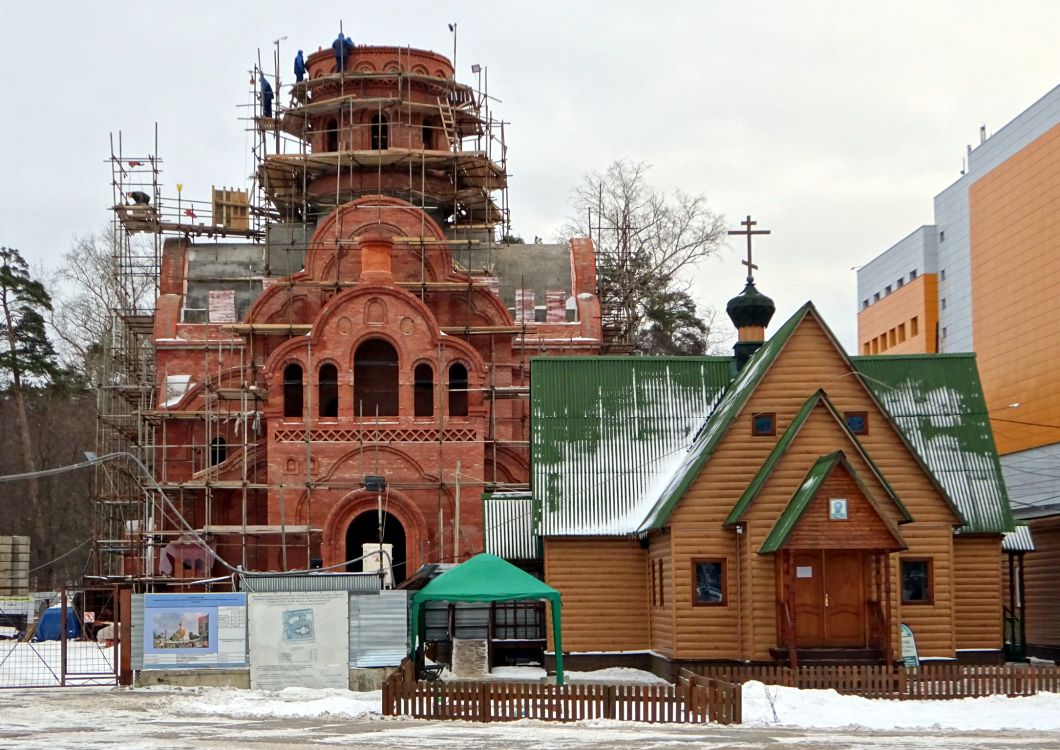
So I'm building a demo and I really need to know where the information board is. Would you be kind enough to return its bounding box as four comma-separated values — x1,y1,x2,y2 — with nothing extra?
248,590,349,690
142,593,248,669
900,622,920,669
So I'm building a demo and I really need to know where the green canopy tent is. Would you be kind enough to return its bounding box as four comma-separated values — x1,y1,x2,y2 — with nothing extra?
409,553,565,684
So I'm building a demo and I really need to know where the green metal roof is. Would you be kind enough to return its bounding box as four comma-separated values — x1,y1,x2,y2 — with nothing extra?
725,390,912,527
634,304,813,532
851,354,1015,535
531,356,735,536
483,492,539,560
759,451,907,553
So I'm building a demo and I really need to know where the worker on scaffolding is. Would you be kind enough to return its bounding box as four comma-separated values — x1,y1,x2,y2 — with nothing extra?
294,49,306,82
333,31,350,71
260,73,274,118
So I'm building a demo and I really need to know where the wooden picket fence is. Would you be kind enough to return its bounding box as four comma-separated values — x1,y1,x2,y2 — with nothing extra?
381,660,741,725
687,663,1060,700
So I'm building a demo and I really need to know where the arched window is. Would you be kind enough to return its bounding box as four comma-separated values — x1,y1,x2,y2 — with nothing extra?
283,363,303,418
209,437,228,466
421,117,437,150
326,117,338,152
371,113,389,150
414,363,434,417
319,363,338,418
448,362,468,417
354,339,399,416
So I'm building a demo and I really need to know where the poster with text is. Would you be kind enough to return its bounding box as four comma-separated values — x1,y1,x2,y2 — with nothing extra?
248,590,349,690
142,593,247,669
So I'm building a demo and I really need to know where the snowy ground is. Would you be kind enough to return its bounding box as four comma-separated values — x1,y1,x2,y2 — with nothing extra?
1,681,1060,749
0,641,115,687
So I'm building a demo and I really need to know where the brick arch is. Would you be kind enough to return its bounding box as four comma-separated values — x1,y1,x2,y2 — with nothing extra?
320,487,428,572
486,446,530,485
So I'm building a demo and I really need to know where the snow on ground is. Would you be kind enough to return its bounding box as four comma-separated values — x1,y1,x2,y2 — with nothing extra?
742,680,1060,731
0,641,115,686
174,685,382,720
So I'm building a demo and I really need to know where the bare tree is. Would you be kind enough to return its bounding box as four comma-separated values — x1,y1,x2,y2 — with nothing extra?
562,159,725,354
49,226,153,384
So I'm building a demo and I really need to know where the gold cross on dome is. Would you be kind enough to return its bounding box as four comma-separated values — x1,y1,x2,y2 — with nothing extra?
728,214,771,283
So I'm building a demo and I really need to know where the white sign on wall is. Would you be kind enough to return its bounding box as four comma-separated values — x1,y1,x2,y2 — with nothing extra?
248,590,349,690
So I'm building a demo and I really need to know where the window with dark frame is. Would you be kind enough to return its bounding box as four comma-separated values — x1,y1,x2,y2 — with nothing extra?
901,559,932,604
692,559,726,606
751,412,776,436
845,411,869,435
318,363,339,418
413,363,434,417
282,363,303,418
448,362,469,417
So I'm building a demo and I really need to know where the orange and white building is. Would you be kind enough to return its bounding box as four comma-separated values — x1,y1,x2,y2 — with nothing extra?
856,84,1060,659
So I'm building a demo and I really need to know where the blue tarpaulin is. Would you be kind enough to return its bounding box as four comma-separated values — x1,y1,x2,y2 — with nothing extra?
33,606,81,641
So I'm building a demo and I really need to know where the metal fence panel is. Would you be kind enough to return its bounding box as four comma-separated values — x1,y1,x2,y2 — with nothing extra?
350,590,407,667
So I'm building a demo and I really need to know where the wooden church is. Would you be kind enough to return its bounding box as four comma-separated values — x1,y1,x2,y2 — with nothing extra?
490,221,1017,672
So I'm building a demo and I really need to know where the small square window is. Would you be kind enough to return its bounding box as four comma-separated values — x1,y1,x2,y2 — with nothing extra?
940,269,946,281
910,269,918,280
862,299,869,310
911,316,919,336
941,298,947,310
829,498,849,520
845,411,868,434
901,559,932,604
692,559,726,606
939,230,945,242
873,292,880,302
942,326,948,339
751,412,776,436
897,278,904,288
885,285,892,295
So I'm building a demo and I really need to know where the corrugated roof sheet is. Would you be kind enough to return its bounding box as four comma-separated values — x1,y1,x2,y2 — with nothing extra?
484,492,538,560
851,354,1015,535
531,356,734,536
1002,524,1035,552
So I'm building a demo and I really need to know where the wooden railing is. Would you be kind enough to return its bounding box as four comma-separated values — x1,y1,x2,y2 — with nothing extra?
382,659,742,724
686,663,1060,699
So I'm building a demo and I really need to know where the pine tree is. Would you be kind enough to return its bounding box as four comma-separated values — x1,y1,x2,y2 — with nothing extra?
0,246,62,542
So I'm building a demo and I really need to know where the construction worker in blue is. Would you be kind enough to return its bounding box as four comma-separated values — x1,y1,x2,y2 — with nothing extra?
260,74,273,118
332,32,349,71
294,50,306,83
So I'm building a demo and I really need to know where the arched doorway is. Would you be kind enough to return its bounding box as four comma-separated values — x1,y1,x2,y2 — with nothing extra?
345,509,407,585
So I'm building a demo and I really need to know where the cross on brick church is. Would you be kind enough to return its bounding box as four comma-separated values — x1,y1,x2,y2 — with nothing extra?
728,214,770,283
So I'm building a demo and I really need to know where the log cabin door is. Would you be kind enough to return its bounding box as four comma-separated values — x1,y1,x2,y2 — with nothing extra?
792,549,865,648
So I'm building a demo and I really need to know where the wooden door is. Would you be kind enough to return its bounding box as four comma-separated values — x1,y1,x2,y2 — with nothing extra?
790,550,865,648
792,551,825,645
823,550,865,647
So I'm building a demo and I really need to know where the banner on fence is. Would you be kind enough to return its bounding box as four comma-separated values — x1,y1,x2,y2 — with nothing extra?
248,590,349,690
142,593,248,669
900,623,920,669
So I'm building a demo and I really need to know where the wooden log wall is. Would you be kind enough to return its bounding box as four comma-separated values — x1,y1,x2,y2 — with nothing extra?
543,537,648,652
952,535,1004,651
1025,516,1060,651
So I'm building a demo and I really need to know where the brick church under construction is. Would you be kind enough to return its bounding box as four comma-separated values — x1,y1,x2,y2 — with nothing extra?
95,42,606,587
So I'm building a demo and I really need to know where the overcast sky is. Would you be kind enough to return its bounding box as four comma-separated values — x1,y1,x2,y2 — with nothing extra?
2,1,1059,351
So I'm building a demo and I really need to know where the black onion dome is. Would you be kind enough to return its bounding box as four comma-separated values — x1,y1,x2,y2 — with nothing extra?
726,280,776,330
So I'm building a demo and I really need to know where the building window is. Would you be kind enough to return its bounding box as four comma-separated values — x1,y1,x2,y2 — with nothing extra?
939,230,945,242
209,437,228,466
941,298,947,310
414,363,434,417
898,323,906,342
885,285,892,295
751,412,776,436
845,411,868,435
940,269,946,281
692,559,726,606
862,299,869,310
319,363,339,418
283,363,303,418
897,278,904,288
448,362,469,417
862,342,871,355
901,559,933,604
422,116,439,150
326,117,338,152
889,328,897,347
371,113,390,150
354,339,399,416
910,269,918,280
911,316,919,336
941,326,948,339
874,292,880,302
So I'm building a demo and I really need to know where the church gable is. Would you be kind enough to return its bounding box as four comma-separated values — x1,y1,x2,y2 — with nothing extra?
761,452,907,553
